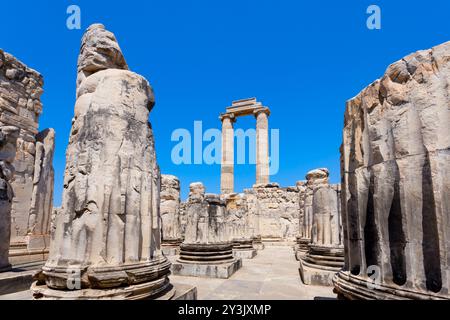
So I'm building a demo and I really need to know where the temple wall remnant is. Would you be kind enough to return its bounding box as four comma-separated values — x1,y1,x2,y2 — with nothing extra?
0,49,54,264
0,126,19,271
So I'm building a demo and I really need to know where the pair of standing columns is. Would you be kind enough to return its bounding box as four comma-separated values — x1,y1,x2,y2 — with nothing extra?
220,108,270,194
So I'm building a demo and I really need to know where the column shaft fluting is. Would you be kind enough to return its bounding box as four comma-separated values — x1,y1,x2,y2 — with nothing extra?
255,110,270,185
220,115,234,194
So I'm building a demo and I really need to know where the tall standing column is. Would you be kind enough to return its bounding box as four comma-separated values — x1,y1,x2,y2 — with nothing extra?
255,108,270,185
220,114,235,194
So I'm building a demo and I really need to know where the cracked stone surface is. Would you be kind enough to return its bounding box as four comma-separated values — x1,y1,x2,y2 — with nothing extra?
336,40,450,300
32,24,172,299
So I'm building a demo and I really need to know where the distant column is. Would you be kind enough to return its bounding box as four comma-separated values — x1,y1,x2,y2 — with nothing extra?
220,113,235,194
255,108,270,185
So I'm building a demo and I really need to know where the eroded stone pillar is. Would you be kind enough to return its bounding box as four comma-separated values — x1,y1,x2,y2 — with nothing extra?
0,126,19,272
160,174,182,256
244,188,265,250
334,41,450,300
295,180,307,260
255,108,270,185
31,24,181,300
298,171,325,257
299,168,343,286
220,114,235,194
224,193,257,259
25,128,55,259
172,182,242,279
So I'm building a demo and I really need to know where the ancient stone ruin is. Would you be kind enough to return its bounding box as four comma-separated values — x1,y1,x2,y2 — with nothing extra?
0,50,55,265
334,41,450,300
245,183,300,242
160,174,183,256
0,126,19,272
31,24,195,300
294,180,307,260
224,193,257,259
298,169,343,286
172,182,242,279
0,21,448,302
220,98,270,194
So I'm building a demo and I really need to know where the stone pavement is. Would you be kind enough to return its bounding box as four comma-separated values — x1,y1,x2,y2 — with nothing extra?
0,246,337,300
169,246,337,300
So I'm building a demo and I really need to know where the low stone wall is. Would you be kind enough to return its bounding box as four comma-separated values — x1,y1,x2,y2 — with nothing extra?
245,183,300,241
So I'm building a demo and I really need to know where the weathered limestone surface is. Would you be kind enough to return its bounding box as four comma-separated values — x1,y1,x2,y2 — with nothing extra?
172,183,242,279
255,108,270,185
245,183,300,241
224,193,257,259
12,129,55,263
299,168,343,286
179,201,187,237
32,24,179,300
334,41,450,300
295,180,307,259
220,114,235,194
160,174,182,255
0,50,54,263
0,126,19,271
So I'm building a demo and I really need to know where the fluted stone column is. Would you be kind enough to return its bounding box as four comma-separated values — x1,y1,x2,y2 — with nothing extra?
31,24,186,300
0,126,19,272
220,114,235,194
255,108,270,185
244,189,265,250
160,174,183,256
25,128,55,260
297,172,320,258
334,41,450,300
224,193,257,259
295,181,307,260
172,182,242,279
299,169,344,286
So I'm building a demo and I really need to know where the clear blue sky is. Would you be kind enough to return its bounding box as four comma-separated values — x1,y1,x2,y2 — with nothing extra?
2,0,450,203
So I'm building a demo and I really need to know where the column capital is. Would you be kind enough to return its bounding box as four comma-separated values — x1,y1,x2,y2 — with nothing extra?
253,107,270,118
219,112,236,123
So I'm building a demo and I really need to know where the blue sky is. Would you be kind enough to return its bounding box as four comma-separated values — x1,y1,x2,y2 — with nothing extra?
2,0,450,202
